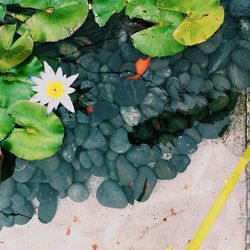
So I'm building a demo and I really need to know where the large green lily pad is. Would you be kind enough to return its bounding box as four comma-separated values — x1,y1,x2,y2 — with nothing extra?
19,0,89,42
0,24,33,72
157,0,224,46
6,56,43,77
92,0,125,27
0,108,14,141
0,5,6,21
127,0,185,57
132,23,185,57
2,100,64,160
0,77,34,108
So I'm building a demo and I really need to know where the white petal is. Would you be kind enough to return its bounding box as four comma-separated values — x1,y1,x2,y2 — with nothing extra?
60,95,75,113
56,67,63,78
46,102,55,115
30,76,43,86
31,85,46,92
44,61,55,76
65,73,79,86
65,87,75,94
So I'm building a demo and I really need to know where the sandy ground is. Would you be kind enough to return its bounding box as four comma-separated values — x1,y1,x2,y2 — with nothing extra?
0,95,247,250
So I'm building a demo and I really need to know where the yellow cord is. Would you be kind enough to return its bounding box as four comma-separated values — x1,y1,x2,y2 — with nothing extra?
187,146,250,250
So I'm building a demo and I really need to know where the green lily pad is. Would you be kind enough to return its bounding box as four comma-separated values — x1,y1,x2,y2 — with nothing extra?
174,7,224,46
0,108,14,141
132,23,185,57
127,0,185,57
0,0,23,4
2,100,64,160
0,24,33,72
0,77,34,108
157,0,220,15
157,0,224,46
92,0,125,27
6,56,43,77
0,5,6,21
19,0,89,42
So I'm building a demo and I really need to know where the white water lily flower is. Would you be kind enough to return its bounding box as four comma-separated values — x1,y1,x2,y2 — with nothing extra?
30,61,78,115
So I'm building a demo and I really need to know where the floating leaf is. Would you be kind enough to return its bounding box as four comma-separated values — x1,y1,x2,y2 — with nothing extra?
174,7,224,46
0,77,34,108
2,100,64,160
6,56,42,77
0,0,23,4
92,0,126,27
126,0,185,57
19,0,89,42
157,0,224,46
132,24,185,57
0,25,33,72
0,5,6,21
0,108,14,141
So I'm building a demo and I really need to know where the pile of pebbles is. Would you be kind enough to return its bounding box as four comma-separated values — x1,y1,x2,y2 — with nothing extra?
0,0,249,228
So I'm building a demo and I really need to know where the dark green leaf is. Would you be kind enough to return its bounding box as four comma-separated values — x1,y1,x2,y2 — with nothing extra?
0,77,34,108
132,22,185,57
0,108,14,141
92,0,126,27
0,26,34,72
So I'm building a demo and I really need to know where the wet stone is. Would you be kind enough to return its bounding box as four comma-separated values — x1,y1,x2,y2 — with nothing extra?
116,155,138,186
79,151,93,169
207,40,235,74
239,19,250,41
211,73,231,91
71,158,82,171
68,183,89,202
126,144,157,167
230,0,250,18
0,178,16,197
231,49,250,71
171,155,191,173
73,124,89,146
82,127,106,149
37,183,57,203
174,135,198,154
90,166,109,177
0,197,11,210
110,128,131,153
184,47,208,69
97,82,116,102
109,114,124,128
12,159,37,183
10,193,26,207
61,142,77,163
114,79,147,106
173,59,190,73
227,63,250,90
45,162,73,191
120,106,141,126
99,122,115,136
96,180,128,208
179,72,191,85
87,149,104,167
13,202,34,225
221,17,238,39
108,52,123,72
106,160,119,181
73,168,91,183
208,91,229,112
197,30,223,54
38,199,57,224
155,66,172,78
120,43,139,61
91,101,119,123
133,166,157,202
149,58,169,70
154,160,177,180
183,127,202,143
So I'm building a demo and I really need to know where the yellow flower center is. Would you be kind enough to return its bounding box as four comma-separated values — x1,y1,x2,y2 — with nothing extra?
46,81,64,99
